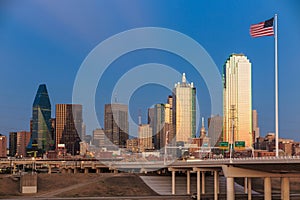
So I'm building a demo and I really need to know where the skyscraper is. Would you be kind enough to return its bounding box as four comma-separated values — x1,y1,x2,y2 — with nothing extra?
208,115,223,147
153,104,165,149
138,124,153,152
29,84,53,155
104,104,129,148
10,131,31,157
252,110,260,140
173,73,196,143
55,104,82,155
223,54,252,147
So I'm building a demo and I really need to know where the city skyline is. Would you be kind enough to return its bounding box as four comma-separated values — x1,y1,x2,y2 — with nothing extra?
0,1,300,142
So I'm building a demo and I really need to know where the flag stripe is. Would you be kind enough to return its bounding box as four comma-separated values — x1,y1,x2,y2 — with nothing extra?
250,17,274,38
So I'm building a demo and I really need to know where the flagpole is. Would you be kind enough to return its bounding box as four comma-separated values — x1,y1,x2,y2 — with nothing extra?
274,14,279,157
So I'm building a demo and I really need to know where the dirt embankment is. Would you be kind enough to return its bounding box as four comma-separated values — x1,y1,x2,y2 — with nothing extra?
0,173,158,198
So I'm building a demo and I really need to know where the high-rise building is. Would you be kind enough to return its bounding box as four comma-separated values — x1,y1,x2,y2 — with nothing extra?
10,131,31,157
223,54,252,147
208,115,223,147
173,73,196,143
9,132,17,157
93,128,106,147
55,104,82,155
252,110,260,139
0,134,7,158
104,104,129,148
138,124,153,152
28,84,54,154
153,104,165,149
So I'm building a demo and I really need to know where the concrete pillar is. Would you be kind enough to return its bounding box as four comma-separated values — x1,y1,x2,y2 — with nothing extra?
214,171,218,200
201,171,205,194
244,177,248,194
264,177,272,200
68,168,73,174
172,170,175,195
96,168,101,174
247,177,252,200
84,168,89,174
114,169,118,174
48,166,51,174
74,168,78,174
281,177,290,200
226,177,235,200
187,170,190,195
197,171,201,200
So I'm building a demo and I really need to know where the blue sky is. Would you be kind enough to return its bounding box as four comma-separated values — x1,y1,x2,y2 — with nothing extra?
0,1,300,140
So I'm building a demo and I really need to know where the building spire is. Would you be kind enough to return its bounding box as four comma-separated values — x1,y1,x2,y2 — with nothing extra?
182,73,186,83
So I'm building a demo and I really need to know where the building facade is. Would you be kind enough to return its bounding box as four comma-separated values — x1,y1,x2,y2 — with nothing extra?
0,134,7,158
93,128,107,147
252,110,260,140
223,54,252,147
104,104,129,148
173,73,196,143
55,104,82,155
208,115,223,147
10,131,31,157
29,84,54,155
138,124,153,152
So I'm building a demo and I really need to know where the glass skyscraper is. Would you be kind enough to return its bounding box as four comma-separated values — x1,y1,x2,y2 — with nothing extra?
55,104,82,155
29,84,54,155
223,54,252,147
104,104,129,148
173,73,196,143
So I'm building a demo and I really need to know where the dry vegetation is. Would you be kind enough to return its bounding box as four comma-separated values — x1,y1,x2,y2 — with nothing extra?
0,173,158,198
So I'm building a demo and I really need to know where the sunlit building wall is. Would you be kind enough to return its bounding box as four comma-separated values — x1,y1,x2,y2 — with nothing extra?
173,73,196,143
223,54,252,147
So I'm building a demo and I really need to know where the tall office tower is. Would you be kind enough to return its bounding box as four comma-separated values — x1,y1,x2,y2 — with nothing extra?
208,115,223,147
29,84,53,154
148,108,154,127
104,104,129,148
223,54,252,147
55,104,82,155
153,104,165,149
0,134,7,158
173,73,196,143
252,110,260,140
14,131,31,157
138,124,153,152
9,132,17,156
165,95,174,145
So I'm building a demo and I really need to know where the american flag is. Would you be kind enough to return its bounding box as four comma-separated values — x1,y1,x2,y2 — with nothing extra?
250,18,274,38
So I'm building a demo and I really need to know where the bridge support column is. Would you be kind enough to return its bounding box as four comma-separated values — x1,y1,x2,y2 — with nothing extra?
186,170,190,194
281,177,290,200
264,177,272,200
247,178,252,200
74,168,78,174
226,177,235,200
244,177,248,193
214,171,218,200
197,171,201,200
172,170,175,195
96,168,101,174
84,168,89,174
201,171,205,194
68,168,73,174
48,166,51,174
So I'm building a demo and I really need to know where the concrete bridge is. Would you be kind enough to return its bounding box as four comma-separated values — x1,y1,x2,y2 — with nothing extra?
1,156,300,200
